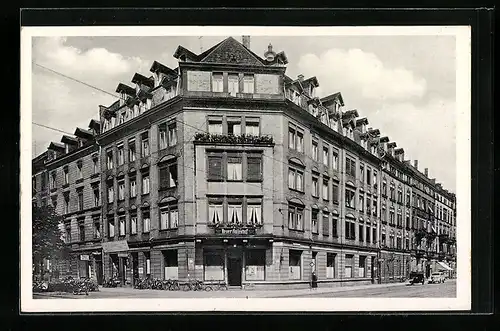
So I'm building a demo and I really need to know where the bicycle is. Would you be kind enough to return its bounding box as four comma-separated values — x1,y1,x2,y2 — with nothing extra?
165,279,180,291
183,279,212,291
213,280,228,291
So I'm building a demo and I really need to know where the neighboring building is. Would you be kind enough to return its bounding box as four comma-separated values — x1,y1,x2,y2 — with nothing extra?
32,151,48,208
43,120,103,283
32,36,457,288
378,142,415,283
434,184,457,278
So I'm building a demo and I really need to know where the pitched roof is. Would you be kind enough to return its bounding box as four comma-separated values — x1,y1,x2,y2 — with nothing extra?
200,37,265,66
48,142,65,151
74,127,94,140
61,135,79,145
149,61,177,77
131,73,154,88
116,83,136,96
320,92,344,107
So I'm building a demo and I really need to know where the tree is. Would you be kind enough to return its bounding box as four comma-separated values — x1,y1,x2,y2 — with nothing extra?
32,205,67,280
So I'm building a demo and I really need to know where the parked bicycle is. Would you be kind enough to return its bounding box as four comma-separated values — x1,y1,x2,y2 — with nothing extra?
183,279,212,291
212,280,228,291
164,279,180,291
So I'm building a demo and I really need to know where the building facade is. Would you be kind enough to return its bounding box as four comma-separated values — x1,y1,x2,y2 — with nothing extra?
32,36,457,289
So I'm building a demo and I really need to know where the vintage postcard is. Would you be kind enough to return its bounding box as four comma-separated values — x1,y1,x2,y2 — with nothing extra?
21,26,471,312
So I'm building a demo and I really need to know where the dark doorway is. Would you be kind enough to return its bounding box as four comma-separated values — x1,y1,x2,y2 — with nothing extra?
132,253,139,286
371,256,376,284
95,255,103,285
227,257,242,287
426,264,431,278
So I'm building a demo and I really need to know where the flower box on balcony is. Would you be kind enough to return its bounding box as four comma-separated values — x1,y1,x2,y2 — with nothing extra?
193,133,274,146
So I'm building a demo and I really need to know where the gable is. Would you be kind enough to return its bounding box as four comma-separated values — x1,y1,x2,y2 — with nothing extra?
201,37,264,66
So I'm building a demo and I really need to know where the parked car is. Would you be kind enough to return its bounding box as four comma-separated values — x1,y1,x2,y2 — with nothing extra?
408,272,426,285
429,271,446,284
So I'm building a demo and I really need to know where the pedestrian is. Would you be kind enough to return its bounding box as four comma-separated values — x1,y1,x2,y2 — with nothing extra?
311,271,318,289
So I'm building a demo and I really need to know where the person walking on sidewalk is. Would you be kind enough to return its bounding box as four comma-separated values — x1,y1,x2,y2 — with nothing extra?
311,272,318,290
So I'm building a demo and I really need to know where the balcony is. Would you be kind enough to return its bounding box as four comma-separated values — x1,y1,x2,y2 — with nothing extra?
193,133,274,146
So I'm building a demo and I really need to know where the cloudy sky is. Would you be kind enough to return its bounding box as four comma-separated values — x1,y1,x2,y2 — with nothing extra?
31,34,456,192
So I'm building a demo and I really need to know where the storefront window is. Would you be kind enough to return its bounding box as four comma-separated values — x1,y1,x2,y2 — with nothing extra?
245,250,265,281
163,250,178,280
327,253,336,278
289,250,302,280
204,249,224,281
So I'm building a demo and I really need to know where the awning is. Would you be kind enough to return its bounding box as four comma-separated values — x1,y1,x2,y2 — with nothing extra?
102,240,129,253
436,261,453,271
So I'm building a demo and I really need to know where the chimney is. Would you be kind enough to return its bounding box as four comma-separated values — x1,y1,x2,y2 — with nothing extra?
242,36,250,49
424,168,429,177
414,160,418,169
297,74,304,82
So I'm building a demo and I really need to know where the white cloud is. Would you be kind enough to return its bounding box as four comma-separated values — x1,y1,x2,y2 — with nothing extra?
297,48,427,101
31,37,145,155
368,98,456,192
33,37,146,78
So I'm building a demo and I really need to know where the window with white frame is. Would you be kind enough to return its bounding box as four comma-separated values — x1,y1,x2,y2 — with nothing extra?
108,218,115,238
312,175,319,197
106,150,113,170
288,124,304,152
228,203,243,224
63,194,69,214
227,154,243,181
130,213,137,235
323,145,329,167
346,157,356,177
247,204,262,225
168,121,177,146
322,178,329,200
142,172,150,194
130,176,137,198
311,209,319,233
228,74,239,96
119,214,126,236
141,133,149,157
288,204,304,231
107,183,114,203
117,144,124,165
345,219,356,240
50,171,56,189
345,188,356,209
118,180,125,200
142,209,150,233
245,249,265,281
288,166,304,192
128,139,136,162
227,117,242,136
332,149,339,170
77,161,83,180
160,204,179,230
63,166,69,185
212,73,223,92
312,140,318,161
243,74,255,93
208,202,223,225
245,117,260,136
208,117,223,134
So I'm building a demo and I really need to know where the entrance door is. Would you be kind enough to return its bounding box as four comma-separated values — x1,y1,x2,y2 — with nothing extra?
371,256,376,284
132,253,139,286
227,257,242,287
95,259,103,285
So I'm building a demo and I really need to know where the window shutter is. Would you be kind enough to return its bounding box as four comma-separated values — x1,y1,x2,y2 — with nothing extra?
208,156,223,180
247,156,262,181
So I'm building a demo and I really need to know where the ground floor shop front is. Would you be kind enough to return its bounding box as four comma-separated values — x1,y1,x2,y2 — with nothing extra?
54,247,104,284
101,238,379,289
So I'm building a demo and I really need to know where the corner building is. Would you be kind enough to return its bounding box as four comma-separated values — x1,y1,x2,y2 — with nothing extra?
33,36,457,289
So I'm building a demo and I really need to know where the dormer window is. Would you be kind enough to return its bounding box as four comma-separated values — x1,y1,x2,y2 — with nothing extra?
65,144,70,154
310,85,315,98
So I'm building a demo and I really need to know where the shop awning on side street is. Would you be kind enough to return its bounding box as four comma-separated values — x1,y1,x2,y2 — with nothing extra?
436,261,453,271
102,240,129,254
